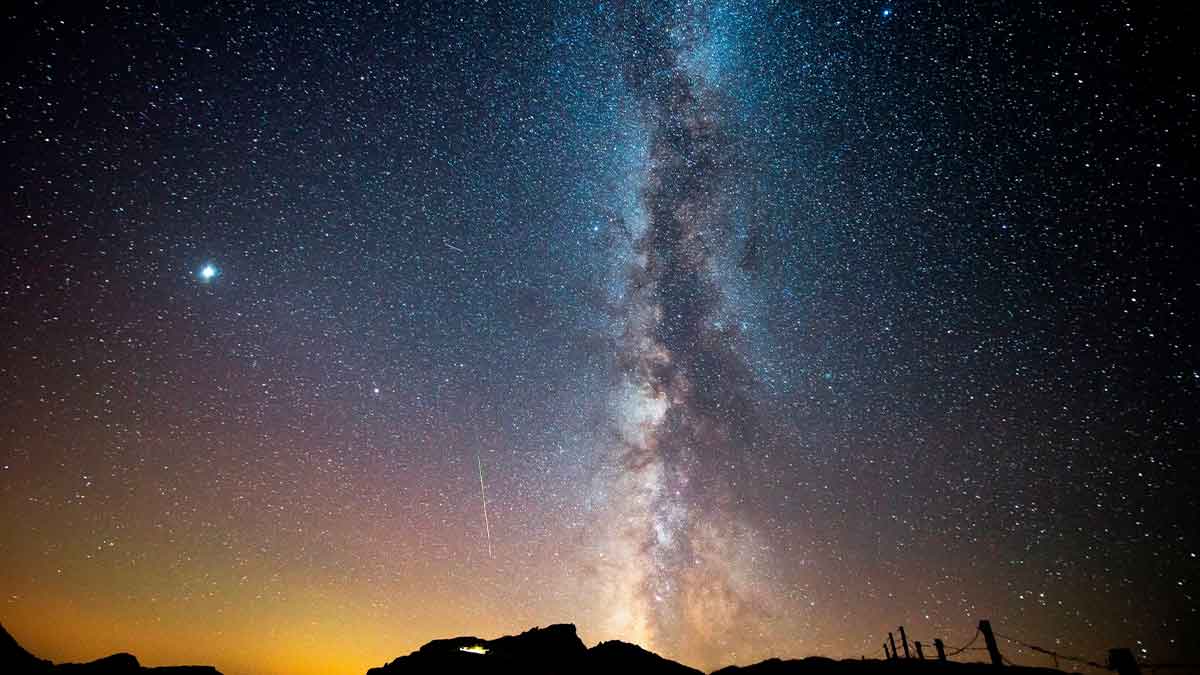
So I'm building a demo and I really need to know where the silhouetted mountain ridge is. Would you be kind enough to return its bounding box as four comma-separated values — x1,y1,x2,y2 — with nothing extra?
367,623,703,675
6,620,1081,675
1,623,221,675
589,639,704,675
2,622,53,672
368,624,1075,675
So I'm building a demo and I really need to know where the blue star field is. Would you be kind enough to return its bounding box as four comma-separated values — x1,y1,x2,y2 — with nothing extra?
1,2,1197,675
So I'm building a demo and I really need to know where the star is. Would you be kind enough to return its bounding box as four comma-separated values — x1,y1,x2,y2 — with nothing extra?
198,263,218,282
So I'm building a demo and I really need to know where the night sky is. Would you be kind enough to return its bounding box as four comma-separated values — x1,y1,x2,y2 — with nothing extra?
2,2,1197,675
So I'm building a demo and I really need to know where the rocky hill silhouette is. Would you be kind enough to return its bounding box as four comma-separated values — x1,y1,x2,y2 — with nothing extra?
366,623,702,675
1,623,221,675
365,624,1076,675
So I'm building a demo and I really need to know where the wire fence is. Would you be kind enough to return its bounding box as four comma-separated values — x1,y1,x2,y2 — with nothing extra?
943,628,981,657
995,631,1109,671
875,620,1200,674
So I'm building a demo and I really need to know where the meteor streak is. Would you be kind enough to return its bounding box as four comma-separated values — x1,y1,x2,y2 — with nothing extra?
477,452,493,557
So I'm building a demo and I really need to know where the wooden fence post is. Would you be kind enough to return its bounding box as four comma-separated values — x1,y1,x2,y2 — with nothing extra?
889,632,899,661
885,643,891,660
900,626,911,659
979,620,1003,666
1108,648,1141,675
916,641,925,660
934,639,946,661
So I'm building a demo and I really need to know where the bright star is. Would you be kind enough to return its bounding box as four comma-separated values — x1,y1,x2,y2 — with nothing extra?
199,264,218,281
881,7,893,17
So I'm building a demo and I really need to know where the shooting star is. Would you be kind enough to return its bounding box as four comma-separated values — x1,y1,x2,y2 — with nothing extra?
477,451,493,557
444,240,464,253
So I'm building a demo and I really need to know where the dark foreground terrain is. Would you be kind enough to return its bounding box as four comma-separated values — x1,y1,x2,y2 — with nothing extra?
712,657,1062,675
2,623,221,675
366,623,702,675
366,623,1067,675
5,620,1074,675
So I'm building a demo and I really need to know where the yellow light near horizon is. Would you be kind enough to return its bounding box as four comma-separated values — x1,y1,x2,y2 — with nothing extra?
459,644,489,655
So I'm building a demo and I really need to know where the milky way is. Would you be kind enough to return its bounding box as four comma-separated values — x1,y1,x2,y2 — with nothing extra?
588,5,773,662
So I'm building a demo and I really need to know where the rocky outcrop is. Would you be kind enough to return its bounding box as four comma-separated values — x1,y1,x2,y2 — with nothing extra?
589,640,704,675
0,623,221,675
2,622,53,673
367,623,703,675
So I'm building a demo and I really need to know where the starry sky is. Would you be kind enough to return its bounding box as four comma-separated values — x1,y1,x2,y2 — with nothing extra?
2,2,1198,675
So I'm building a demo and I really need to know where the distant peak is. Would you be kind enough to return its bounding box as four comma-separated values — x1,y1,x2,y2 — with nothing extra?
369,622,707,675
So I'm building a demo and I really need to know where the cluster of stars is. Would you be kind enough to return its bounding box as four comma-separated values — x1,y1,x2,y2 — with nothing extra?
0,2,1195,675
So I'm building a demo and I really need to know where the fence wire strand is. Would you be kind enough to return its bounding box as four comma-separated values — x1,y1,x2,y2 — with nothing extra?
995,632,1109,670
944,629,981,657
878,622,1200,673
